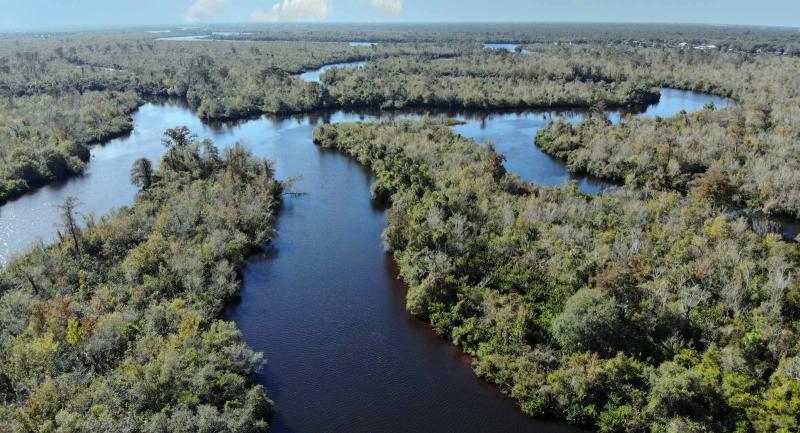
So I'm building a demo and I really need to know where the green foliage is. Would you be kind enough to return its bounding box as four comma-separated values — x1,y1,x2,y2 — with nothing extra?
0,34,463,120
536,45,800,218
552,289,622,356
0,33,463,194
130,157,155,190
315,119,800,432
2,25,800,432
749,357,800,433
0,91,140,203
324,52,659,110
5,28,795,200
0,129,281,432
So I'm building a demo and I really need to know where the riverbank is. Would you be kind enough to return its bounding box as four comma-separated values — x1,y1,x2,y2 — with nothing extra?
0,86,778,433
0,135,281,431
313,118,800,433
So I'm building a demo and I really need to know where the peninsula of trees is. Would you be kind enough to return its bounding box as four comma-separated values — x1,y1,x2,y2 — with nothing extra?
0,128,281,432
535,43,800,218
314,119,800,433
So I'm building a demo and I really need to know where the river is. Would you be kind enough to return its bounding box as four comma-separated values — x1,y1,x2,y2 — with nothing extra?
298,60,367,83
0,88,740,262
0,67,776,432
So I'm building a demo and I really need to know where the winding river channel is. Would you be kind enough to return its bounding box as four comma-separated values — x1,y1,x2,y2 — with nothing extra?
0,60,776,432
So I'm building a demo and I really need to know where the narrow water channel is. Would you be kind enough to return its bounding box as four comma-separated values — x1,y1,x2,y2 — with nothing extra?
297,60,366,83
224,118,583,432
0,88,740,262
0,82,776,432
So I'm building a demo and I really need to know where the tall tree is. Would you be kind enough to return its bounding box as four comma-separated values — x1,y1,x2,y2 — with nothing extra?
57,196,81,256
130,157,154,190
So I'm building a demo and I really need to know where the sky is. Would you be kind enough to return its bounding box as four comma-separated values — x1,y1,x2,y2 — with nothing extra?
1,0,799,31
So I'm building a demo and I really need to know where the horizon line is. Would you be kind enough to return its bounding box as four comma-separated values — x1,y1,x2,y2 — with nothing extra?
3,20,800,35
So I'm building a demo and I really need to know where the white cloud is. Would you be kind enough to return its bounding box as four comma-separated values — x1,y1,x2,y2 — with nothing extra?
370,0,401,16
249,0,331,22
185,0,230,22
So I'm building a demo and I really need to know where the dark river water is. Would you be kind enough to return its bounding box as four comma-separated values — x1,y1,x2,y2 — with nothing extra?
0,80,771,432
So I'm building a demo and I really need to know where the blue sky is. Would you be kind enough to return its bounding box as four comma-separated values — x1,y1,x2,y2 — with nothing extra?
1,0,799,31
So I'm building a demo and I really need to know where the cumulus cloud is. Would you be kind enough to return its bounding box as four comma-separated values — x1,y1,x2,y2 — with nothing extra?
249,0,331,22
369,0,402,16
185,0,229,22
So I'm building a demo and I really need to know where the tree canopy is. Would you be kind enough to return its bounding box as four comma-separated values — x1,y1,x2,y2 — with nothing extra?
0,129,282,432
314,119,800,433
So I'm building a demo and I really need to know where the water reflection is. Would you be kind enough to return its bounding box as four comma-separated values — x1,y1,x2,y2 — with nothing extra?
483,43,532,54
0,84,781,433
0,88,736,263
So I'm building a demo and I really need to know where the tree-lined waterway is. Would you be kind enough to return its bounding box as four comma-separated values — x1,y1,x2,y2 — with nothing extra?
0,61,775,431
297,60,367,83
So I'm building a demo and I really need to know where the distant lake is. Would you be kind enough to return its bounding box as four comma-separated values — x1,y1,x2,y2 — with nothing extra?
484,42,518,51
155,34,210,41
484,43,533,54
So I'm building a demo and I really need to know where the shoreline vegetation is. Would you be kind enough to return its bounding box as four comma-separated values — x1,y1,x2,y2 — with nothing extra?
313,119,800,433
0,91,140,204
0,34,694,199
2,23,800,432
0,128,282,432
7,26,793,203
533,43,800,219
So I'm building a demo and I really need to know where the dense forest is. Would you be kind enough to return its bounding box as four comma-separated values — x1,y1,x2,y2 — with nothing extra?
0,34,639,195
0,35,461,193
0,128,281,431
2,23,800,432
314,119,800,433
0,35,464,117
199,23,800,55
3,29,798,199
535,44,800,218
0,91,140,203
322,51,658,110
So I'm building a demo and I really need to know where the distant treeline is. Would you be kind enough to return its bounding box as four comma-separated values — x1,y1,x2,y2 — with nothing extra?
195,23,800,55
322,50,659,110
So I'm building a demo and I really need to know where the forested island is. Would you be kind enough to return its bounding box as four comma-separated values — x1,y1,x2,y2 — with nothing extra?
1,22,800,433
